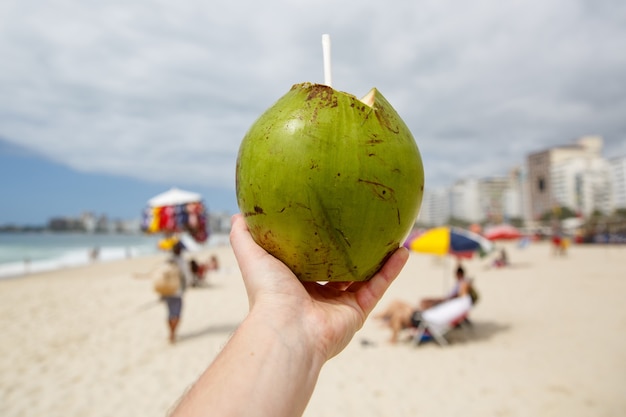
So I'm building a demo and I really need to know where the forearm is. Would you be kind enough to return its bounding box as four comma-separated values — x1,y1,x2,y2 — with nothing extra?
171,308,324,417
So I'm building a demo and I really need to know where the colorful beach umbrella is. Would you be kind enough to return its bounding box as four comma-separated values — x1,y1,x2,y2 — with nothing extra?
484,224,522,241
406,226,493,258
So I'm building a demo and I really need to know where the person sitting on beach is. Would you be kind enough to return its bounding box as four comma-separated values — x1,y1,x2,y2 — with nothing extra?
376,266,477,343
168,214,408,417
419,265,472,310
492,248,509,268
189,255,220,287
375,299,420,343
207,255,219,271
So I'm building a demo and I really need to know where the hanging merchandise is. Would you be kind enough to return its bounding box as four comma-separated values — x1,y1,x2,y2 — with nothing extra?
141,188,210,244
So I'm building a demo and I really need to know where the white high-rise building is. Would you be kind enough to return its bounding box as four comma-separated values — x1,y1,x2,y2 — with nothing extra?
505,166,526,222
446,173,524,225
527,135,607,219
417,187,449,226
449,179,482,223
477,176,510,224
609,156,626,210
551,154,614,216
503,187,522,220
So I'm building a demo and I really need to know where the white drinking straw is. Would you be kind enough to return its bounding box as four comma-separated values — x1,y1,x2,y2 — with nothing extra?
322,34,332,87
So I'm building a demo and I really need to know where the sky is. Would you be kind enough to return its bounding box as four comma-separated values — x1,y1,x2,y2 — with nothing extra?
1,0,625,225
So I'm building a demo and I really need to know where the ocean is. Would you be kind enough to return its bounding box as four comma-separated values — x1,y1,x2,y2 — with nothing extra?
0,232,226,279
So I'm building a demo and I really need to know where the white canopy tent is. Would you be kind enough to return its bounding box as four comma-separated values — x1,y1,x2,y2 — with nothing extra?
147,187,202,208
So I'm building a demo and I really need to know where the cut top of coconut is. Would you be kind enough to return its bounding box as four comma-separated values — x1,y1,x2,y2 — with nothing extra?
359,89,376,107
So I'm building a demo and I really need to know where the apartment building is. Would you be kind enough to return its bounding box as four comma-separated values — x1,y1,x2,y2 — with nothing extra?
551,157,614,216
526,136,604,219
610,156,626,209
449,179,482,223
416,187,449,226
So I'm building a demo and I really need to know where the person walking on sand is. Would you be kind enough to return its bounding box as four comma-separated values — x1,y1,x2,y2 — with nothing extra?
163,241,193,343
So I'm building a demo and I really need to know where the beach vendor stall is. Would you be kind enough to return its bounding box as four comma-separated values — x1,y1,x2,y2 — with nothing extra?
141,187,209,245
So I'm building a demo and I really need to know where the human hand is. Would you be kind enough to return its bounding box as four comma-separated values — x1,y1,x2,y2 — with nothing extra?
230,213,409,362
169,215,409,417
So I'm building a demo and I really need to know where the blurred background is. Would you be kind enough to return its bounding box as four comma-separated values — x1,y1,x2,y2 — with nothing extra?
1,0,625,237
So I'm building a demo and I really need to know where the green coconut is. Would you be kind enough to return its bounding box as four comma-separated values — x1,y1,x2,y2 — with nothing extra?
236,82,424,282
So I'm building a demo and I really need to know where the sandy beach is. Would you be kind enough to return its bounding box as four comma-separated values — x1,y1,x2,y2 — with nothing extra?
1,240,625,417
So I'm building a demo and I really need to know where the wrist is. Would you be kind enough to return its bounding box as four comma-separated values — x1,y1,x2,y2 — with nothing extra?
172,303,325,417
246,303,326,370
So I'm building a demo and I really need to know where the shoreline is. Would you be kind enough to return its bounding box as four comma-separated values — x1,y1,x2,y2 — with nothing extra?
0,233,231,280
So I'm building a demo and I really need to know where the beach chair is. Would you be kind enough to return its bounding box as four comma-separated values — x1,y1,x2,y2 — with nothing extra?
413,295,473,346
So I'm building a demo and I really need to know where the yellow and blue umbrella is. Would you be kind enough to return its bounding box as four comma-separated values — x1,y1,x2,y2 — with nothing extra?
405,226,493,258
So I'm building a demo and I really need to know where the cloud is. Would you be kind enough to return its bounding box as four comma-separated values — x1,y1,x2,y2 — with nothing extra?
1,0,625,197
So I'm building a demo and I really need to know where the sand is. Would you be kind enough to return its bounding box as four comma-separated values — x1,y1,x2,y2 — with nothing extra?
1,240,625,417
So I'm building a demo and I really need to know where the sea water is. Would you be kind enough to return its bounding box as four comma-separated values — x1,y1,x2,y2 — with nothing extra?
0,232,163,279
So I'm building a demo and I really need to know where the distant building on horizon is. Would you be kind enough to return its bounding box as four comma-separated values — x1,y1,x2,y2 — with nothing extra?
609,156,626,210
503,166,526,222
417,187,449,226
208,211,232,234
551,155,614,217
46,212,143,233
412,134,621,229
477,176,510,224
418,173,524,227
526,135,608,219
48,216,84,232
449,178,482,224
